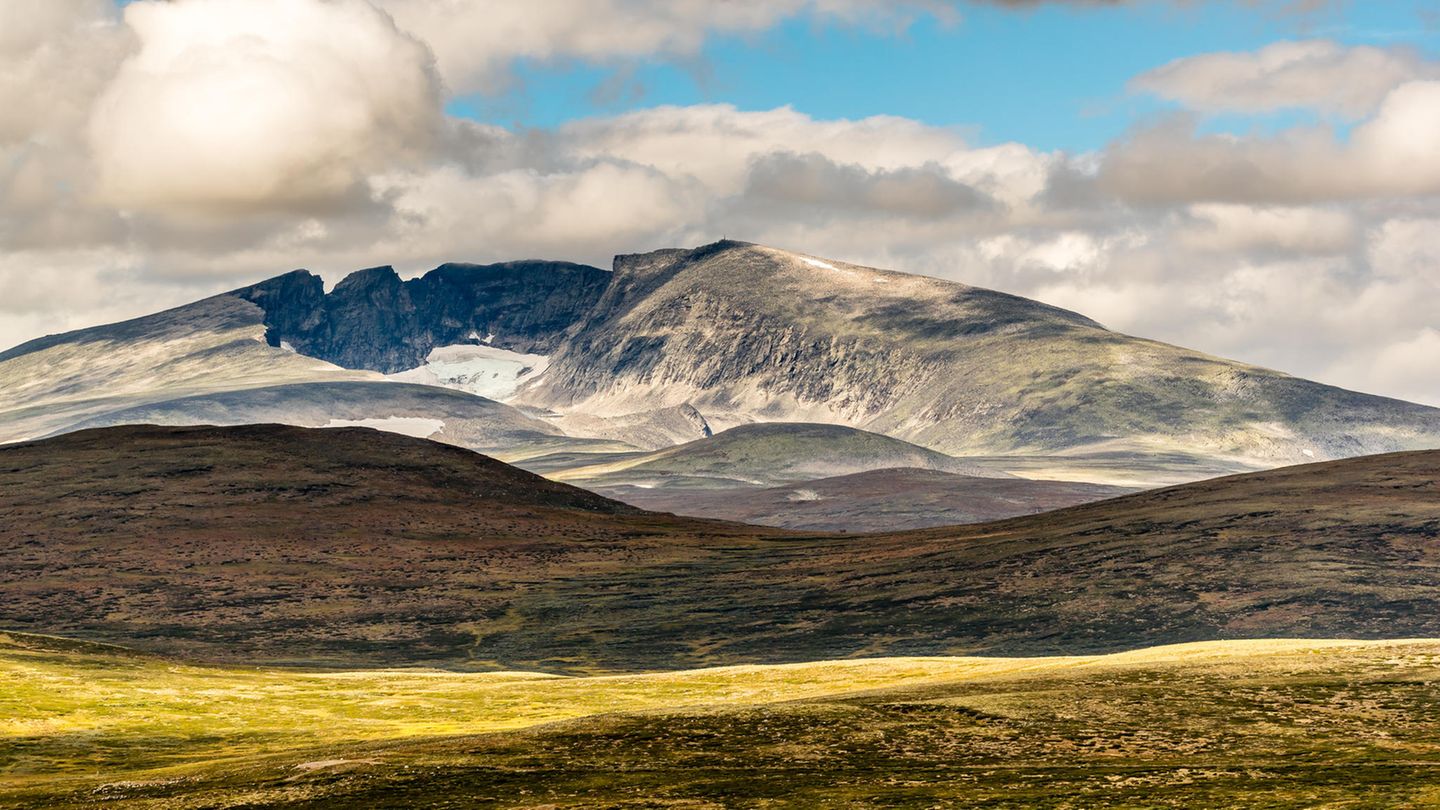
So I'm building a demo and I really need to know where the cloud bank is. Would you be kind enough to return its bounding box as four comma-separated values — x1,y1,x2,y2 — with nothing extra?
3,0,1439,408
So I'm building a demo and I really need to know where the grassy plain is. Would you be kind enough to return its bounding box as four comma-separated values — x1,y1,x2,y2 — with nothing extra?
6,633,1440,808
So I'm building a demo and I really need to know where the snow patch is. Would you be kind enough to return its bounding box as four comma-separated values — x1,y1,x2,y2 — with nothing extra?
388,344,549,401
798,254,874,282
1302,448,1316,458
279,341,297,353
787,489,822,502
323,417,445,439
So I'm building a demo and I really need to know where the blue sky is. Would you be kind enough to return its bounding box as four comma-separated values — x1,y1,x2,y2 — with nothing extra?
447,1,1440,152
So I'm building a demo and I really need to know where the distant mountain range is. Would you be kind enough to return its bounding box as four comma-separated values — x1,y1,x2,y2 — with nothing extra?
2,239,1438,505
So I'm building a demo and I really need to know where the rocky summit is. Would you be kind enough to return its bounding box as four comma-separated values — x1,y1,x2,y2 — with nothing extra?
235,260,610,373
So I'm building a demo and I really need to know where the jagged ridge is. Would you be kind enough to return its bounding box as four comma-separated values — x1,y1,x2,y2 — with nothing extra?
235,260,610,373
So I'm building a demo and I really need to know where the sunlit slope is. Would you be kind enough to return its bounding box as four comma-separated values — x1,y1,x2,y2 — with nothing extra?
0,295,372,443
4,634,1440,808
520,240,1440,468
0,291,557,452
51,380,562,453
547,421,1008,488
6,426,1440,670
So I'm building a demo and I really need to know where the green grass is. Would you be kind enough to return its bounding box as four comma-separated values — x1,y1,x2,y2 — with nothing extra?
6,634,1440,807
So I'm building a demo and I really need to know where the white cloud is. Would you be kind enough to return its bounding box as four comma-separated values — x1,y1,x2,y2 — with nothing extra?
1133,40,1439,119
1368,216,1440,282
0,0,1437,409
1333,329,1440,407
1100,80,1440,204
561,104,973,192
0,0,125,145
375,0,955,95
89,0,443,214
1176,204,1356,255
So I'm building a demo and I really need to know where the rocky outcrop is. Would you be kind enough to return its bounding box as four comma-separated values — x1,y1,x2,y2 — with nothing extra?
232,260,610,373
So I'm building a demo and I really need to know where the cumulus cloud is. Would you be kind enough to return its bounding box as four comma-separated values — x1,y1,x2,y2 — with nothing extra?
743,152,998,219
90,0,443,214
1099,80,1440,204
1132,40,1439,119
0,0,129,250
376,0,957,95
1349,329,1440,406
1175,204,1357,255
562,104,973,192
376,0,1330,95
1,0,1438,409
0,0,125,145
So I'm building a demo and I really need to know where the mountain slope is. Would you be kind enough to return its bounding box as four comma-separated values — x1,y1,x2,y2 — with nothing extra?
0,294,372,443
235,260,609,373
593,467,1133,531
52,380,562,451
7,241,1440,486
0,264,600,450
547,422,1008,488
516,240,1440,468
4,425,1440,670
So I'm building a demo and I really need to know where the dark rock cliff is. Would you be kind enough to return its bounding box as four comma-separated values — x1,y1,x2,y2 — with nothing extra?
231,261,610,373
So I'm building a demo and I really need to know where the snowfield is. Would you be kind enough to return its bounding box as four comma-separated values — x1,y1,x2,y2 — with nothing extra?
322,417,446,439
387,344,550,401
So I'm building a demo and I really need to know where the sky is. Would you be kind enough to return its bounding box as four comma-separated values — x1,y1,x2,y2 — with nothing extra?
4,0,1440,405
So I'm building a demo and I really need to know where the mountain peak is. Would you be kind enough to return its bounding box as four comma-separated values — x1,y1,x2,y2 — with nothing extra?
332,265,402,294
226,259,610,373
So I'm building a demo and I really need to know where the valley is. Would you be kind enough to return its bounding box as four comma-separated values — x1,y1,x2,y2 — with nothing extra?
4,244,1440,808
9,4,1439,806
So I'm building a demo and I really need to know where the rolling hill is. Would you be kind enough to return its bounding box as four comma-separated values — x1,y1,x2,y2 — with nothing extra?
593,467,1134,531
544,422,1009,489
4,425,1440,671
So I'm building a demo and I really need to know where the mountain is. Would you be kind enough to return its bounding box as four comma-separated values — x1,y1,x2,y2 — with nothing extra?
0,292,367,444
5,240,1440,488
593,467,1133,531
234,260,609,373
0,424,763,666
50,380,564,450
5,424,1440,670
544,422,1008,489
539,422,1132,531
515,240,1440,470
0,262,605,454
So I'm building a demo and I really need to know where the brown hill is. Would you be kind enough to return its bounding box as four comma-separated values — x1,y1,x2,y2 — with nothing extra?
2,425,1439,671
